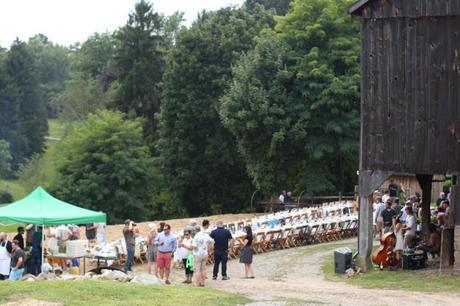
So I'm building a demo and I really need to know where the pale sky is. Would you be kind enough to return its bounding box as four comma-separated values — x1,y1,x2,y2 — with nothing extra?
0,0,246,48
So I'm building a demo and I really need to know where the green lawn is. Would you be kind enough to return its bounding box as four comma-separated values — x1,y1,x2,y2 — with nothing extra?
0,179,28,200
322,249,460,293
0,222,23,233
0,281,251,306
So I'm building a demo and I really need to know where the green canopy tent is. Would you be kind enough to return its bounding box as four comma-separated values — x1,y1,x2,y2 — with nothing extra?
0,186,106,272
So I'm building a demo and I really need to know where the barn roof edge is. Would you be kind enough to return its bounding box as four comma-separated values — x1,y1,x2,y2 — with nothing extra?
348,0,372,15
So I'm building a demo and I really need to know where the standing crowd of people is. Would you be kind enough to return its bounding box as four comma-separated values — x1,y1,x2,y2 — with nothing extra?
372,180,452,266
122,218,255,286
0,222,106,281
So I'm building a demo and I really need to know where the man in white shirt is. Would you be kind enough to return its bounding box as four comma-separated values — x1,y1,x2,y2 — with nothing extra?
192,219,214,287
382,190,390,204
373,196,384,238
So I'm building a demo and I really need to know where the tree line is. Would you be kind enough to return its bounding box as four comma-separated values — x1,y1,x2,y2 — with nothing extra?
0,0,359,223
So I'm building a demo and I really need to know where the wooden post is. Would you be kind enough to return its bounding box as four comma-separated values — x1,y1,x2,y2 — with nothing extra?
416,174,433,240
356,196,373,271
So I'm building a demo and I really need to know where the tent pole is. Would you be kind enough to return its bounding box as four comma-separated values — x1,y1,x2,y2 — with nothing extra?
41,224,44,273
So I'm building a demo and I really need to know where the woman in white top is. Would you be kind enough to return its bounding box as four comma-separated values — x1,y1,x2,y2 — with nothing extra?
403,206,416,249
96,222,106,244
393,217,404,264
179,230,194,284
146,223,157,276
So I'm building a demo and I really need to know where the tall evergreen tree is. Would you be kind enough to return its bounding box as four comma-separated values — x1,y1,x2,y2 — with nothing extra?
158,6,273,215
0,40,48,167
113,0,165,137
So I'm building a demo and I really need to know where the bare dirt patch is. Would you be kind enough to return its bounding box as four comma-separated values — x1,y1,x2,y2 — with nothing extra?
160,238,460,306
3,299,62,306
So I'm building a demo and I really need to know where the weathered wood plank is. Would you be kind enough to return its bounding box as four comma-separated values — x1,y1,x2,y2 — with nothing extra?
355,0,460,18
446,17,456,171
356,4,460,175
375,19,385,169
381,21,391,170
436,17,449,173
360,20,371,171
453,20,460,172
414,17,427,173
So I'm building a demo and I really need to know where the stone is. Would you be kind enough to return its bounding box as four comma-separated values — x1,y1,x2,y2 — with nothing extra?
92,274,106,280
60,274,78,281
26,278,35,282
345,268,355,277
130,273,163,285
36,272,56,281
101,269,130,282
84,272,96,280
21,274,37,281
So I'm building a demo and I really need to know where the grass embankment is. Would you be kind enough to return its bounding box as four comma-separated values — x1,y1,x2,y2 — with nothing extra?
0,119,68,201
0,281,251,306
0,223,23,233
322,242,460,293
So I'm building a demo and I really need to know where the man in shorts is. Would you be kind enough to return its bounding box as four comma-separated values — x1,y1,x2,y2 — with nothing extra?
154,224,177,284
9,240,25,281
192,220,214,287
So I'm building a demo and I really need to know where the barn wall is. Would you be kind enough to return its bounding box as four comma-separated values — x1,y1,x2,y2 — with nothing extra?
360,16,460,174
360,0,460,19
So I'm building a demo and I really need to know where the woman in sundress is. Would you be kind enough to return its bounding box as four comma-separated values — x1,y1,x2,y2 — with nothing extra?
239,225,254,279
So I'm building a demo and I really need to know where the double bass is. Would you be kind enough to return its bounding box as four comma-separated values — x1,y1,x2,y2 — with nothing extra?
372,232,399,269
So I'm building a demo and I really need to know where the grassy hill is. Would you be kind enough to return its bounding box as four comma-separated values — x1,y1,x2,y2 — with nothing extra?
0,119,69,201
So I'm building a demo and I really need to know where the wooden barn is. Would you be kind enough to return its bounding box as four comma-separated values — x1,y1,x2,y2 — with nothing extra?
349,0,460,270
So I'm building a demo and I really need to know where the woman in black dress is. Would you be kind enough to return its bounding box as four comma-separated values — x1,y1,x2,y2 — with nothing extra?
239,225,255,279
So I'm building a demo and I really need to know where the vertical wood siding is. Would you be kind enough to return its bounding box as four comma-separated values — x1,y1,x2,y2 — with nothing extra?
360,16,460,173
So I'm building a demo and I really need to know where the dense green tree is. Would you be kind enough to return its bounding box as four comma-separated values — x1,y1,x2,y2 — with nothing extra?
0,190,13,204
245,0,292,15
27,34,70,116
221,37,306,193
53,110,154,223
53,77,113,122
0,40,48,167
113,0,165,137
221,0,360,194
0,140,12,178
158,6,273,215
0,59,18,170
162,12,185,48
71,32,115,78
70,32,116,90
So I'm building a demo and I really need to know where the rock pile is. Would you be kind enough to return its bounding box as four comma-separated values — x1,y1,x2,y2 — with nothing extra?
20,270,163,285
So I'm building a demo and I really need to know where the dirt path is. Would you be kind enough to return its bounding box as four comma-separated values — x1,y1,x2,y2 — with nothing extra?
164,239,460,306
